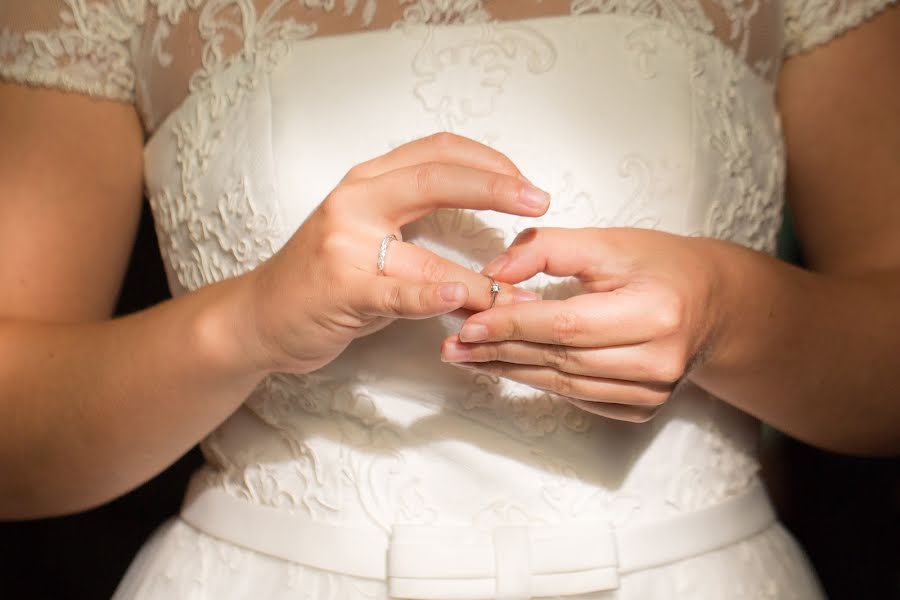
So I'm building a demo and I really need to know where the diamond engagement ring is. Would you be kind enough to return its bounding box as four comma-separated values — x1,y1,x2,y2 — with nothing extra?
488,278,501,308
376,234,397,275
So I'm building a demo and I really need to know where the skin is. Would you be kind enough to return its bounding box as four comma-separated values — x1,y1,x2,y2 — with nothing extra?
0,113,544,519
440,5,900,456
0,5,897,519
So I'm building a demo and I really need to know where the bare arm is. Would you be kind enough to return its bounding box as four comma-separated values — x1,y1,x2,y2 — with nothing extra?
690,4,900,455
442,6,900,456
0,84,267,518
0,85,548,518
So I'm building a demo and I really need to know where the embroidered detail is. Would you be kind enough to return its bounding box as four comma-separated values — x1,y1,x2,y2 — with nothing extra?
410,20,557,130
784,0,900,56
694,36,785,253
397,0,491,25
0,0,142,101
457,371,595,437
3,0,897,123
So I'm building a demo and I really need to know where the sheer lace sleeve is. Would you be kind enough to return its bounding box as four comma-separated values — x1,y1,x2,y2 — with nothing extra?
0,1,142,102
784,0,898,56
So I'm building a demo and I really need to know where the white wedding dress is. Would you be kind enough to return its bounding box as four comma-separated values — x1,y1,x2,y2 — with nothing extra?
2,1,896,598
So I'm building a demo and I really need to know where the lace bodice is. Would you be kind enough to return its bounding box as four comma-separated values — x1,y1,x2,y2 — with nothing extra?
0,1,895,133
1,3,895,598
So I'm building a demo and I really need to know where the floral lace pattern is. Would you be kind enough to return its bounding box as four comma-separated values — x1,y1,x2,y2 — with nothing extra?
0,1,141,101
139,5,773,515
784,0,899,56
1,0,897,132
2,1,891,598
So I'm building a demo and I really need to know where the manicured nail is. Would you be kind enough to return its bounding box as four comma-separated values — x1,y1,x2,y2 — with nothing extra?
459,323,488,342
481,255,509,277
519,185,550,211
439,283,465,303
441,343,473,362
513,289,541,302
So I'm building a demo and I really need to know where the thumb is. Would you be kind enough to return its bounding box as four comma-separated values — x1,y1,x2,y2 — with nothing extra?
480,227,596,284
363,277,469,319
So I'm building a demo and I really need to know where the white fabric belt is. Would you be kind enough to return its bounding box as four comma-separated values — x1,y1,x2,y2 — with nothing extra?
180,479,775,599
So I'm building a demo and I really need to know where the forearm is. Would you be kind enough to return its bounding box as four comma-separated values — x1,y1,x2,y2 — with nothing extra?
691,239,900,456
0,273,268,519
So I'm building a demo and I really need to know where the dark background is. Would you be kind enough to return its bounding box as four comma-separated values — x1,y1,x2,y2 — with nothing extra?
0,204,898,599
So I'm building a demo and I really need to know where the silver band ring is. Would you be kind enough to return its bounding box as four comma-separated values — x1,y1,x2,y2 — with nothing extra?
377,234,397,275
488,278,501,308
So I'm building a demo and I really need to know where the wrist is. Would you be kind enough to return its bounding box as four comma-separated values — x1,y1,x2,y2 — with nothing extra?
689,238,754,380
688,238,817,383
190,271,277,380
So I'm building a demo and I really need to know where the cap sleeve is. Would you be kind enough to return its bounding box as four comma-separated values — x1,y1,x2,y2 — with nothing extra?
784,0,898,57
0,2,142,102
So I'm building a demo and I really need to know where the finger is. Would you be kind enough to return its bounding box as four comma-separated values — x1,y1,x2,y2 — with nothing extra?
359,275,469,319
481,227,628,291
457,293,670,347
451,362,672,407
440,336,683,384
568,399,662,424
342,132,529,183
343,163,550,225
383,241,541,310
480,227,599,283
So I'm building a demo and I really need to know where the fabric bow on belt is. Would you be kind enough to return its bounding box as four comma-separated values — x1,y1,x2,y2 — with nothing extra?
389,523,620,600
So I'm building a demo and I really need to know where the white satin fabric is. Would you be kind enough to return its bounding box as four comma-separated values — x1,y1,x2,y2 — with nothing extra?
177,465,778,599
112,13,831,599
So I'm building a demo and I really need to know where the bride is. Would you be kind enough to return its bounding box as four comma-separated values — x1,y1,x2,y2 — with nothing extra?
1,1,898,598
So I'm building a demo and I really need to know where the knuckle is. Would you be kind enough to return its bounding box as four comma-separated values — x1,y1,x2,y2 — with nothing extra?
343,163,366,182
654,295,685,335
551,310,581,345
321,230,355,258
414,162,442,196
495,152,520,176
428,131,459,152
318,196,338,222
420,255,448,283
383,283,404,315
488,173,516,206
551,370,575,397
542,344,569,370
420,285,436,310
508,314,525,340
652,358,685,384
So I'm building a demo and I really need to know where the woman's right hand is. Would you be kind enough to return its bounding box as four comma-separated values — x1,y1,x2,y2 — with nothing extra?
246,133,551,375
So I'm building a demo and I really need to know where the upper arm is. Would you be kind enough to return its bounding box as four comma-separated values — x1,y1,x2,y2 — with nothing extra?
0,83,144,322
777,3,900,275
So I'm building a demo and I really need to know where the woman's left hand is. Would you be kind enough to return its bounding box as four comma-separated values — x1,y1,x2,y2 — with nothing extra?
440,227,727,422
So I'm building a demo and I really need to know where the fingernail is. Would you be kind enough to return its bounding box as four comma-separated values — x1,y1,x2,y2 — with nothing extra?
513,289,541,303
449,362,480,372
519,185,550,211
439,283,466,303
459,323,488,342
441,343,473,362
481,255,509,277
